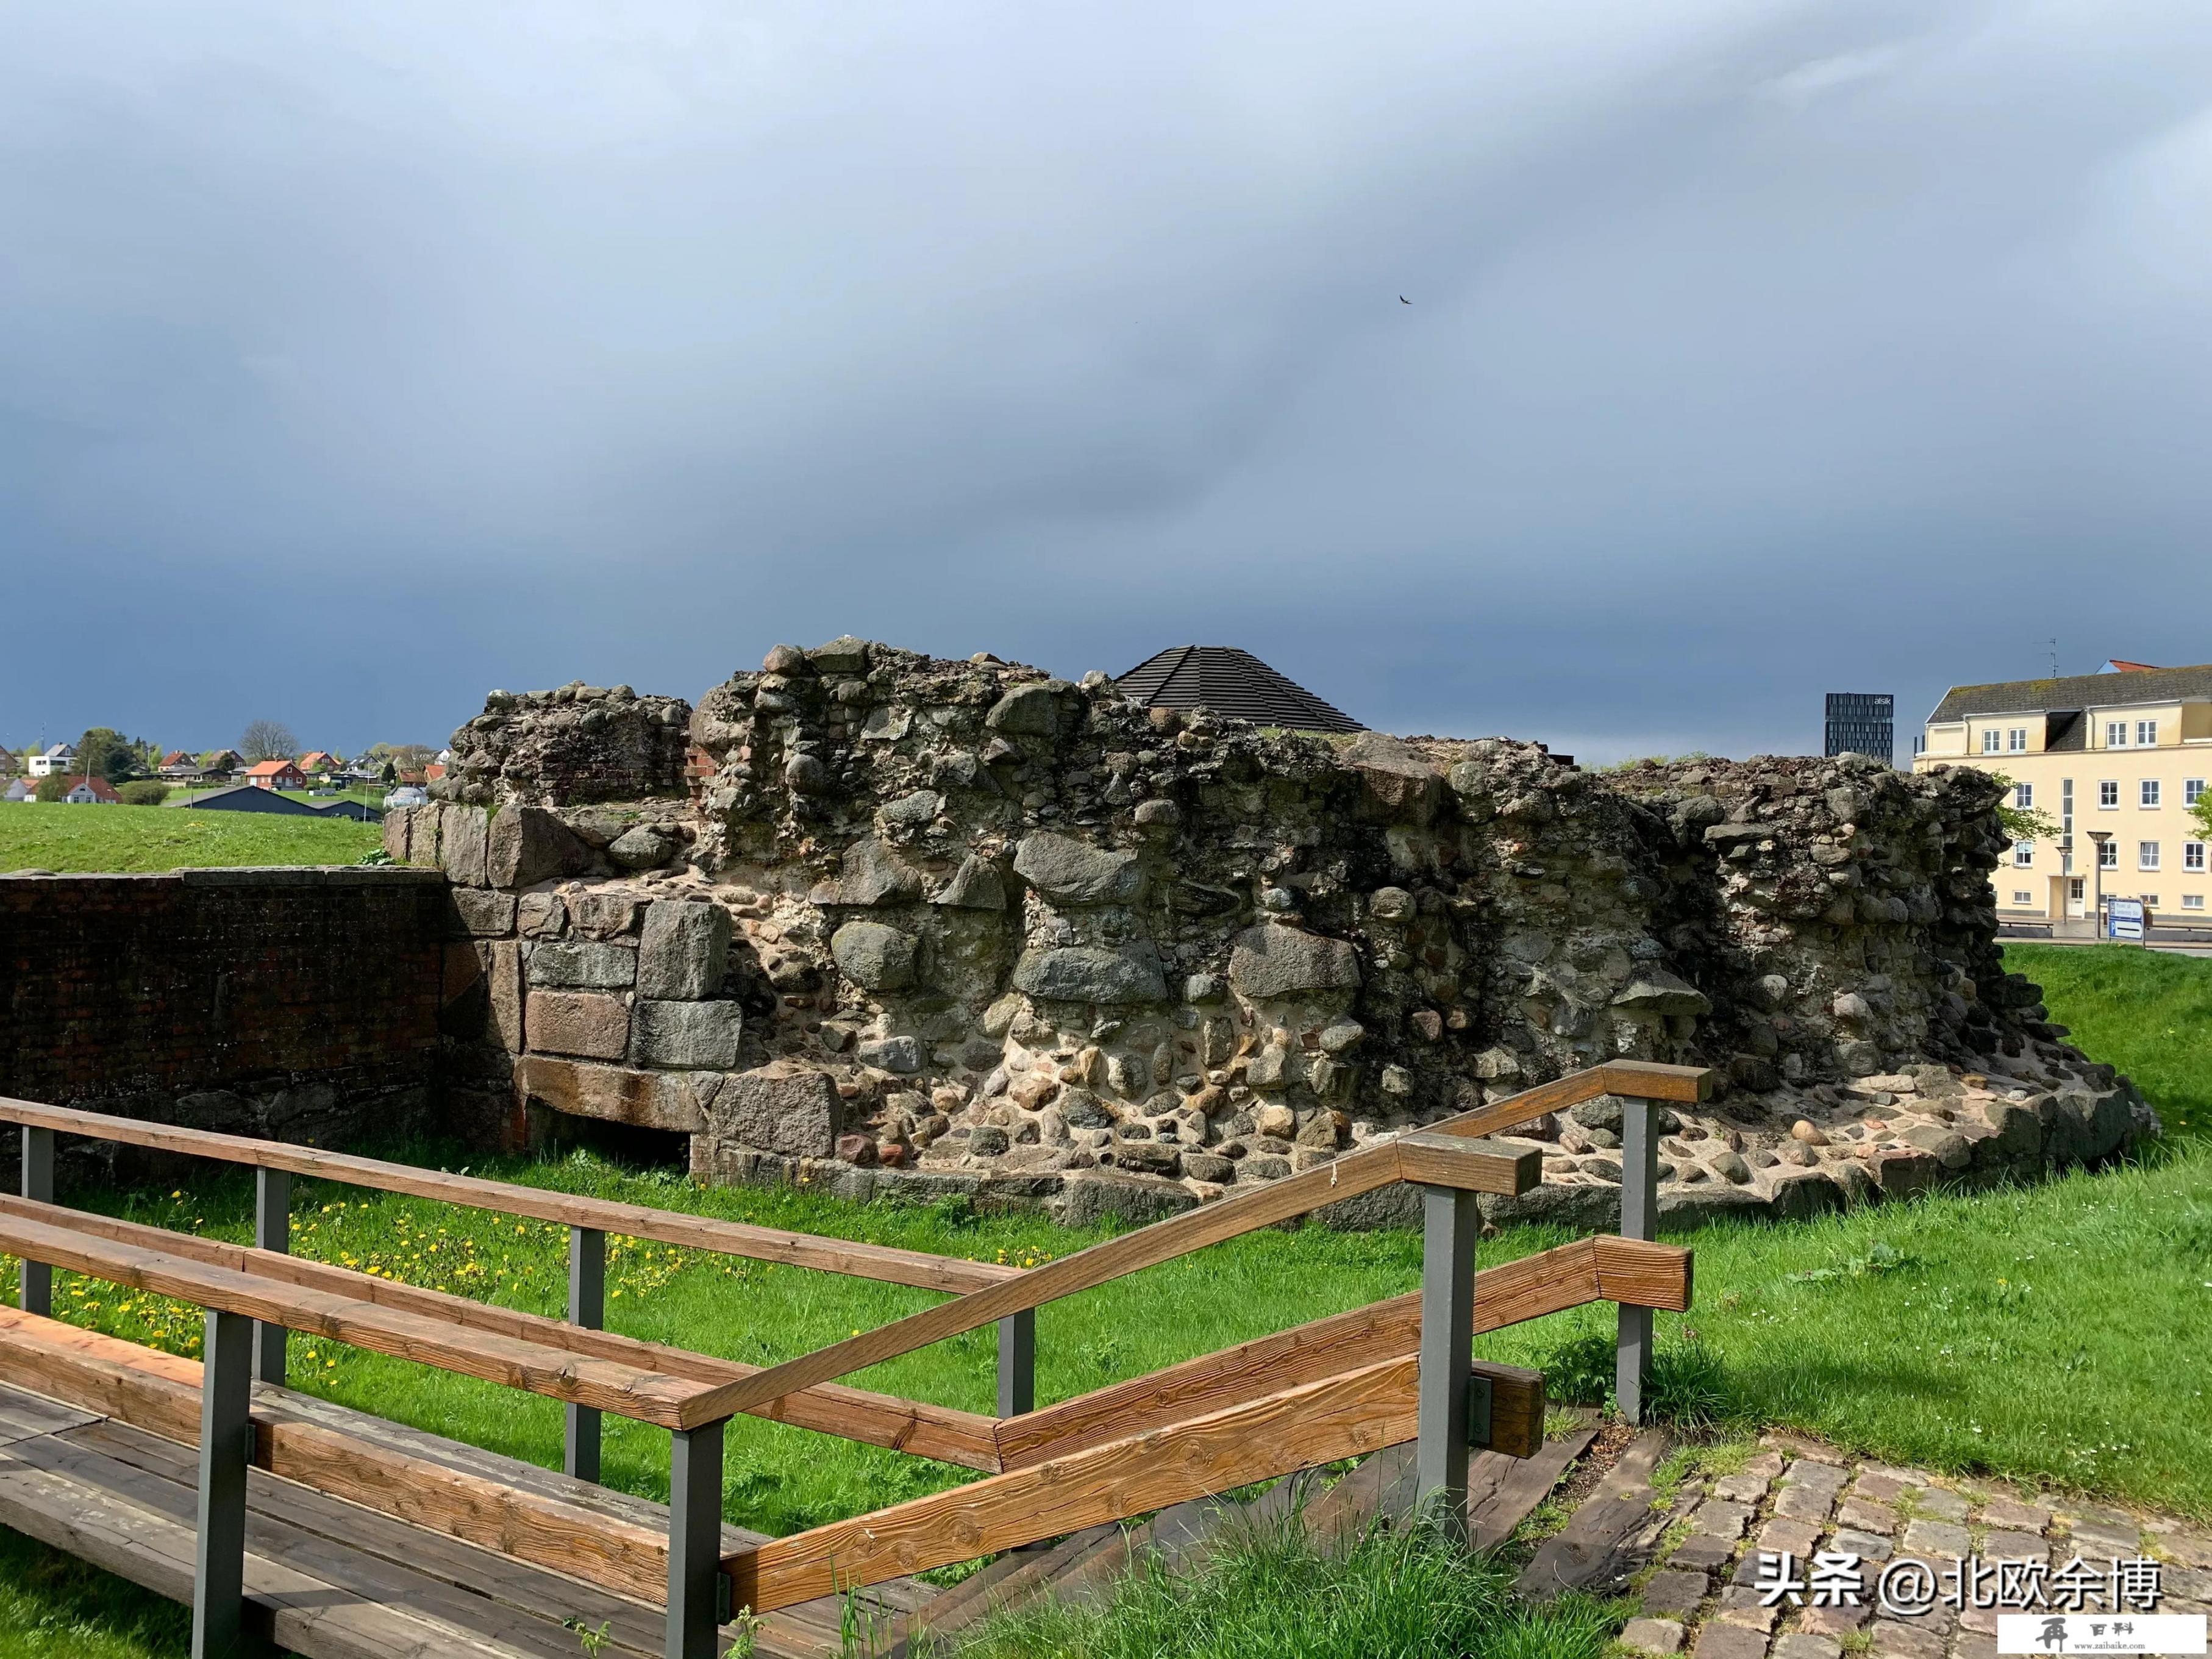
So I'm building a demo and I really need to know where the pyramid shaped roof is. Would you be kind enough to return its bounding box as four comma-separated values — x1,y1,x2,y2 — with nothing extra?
1115,646,1363,733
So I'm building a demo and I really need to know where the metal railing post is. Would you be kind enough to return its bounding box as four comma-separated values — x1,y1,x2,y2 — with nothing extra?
566,1226,605,1483
997,1310,1035,1418
194,1307,256,1659
19,1126,52,1316
1414,1183,1477,1543
1616,1094,1659,1425
666,1417,727,1659
252,1169,290,1386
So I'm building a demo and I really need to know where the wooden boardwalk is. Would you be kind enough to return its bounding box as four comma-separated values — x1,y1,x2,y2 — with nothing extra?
0,1357,924,1658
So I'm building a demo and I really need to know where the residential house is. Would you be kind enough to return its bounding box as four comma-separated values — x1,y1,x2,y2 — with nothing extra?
1915,658,2212,921
298,751,340,775
26,743,75,779
4,779,34,804
241,758,309,791
0,746,16,777
63,776,120,804
159,751,205,782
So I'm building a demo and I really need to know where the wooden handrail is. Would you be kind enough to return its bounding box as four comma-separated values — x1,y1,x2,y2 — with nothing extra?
0,1191,1001,1469
677,1060,1715,1423
0,1094,1015,1294
0,1199,727,1428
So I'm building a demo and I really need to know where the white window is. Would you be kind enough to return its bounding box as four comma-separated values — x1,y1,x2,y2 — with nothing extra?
2061,779,2074,832
2099,839,2119,868
2013,782,2034,809
2013,840,2035,867
2187,779,2205,807
2139,841,2160,871
2142,894,2160,907
1982,729,2003,755
2137,719,2158,746
2107,721,2129,747
2185,894,2206,911
2142,779,2163,808
2187,842,2207,872
2099,780,2119,808
2008,727,2028,752
2011,890,2033,905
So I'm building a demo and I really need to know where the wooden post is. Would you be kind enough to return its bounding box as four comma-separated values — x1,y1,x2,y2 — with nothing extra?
666,1418,726,1659
1616,1095,1659,1425
1414,1183,1476,1542
566,1226,605,1483
252,1169,290,1386
996,1310,1035,1418
194,1307,257,1659
19,1126,52,1317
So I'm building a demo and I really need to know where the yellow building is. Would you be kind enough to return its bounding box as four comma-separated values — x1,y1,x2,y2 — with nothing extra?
1914,660,2212,923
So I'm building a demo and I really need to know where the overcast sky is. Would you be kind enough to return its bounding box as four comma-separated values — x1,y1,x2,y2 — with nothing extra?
5,1,2210,763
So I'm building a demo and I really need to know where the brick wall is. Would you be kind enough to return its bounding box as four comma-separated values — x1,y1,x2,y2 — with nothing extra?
0,868,453,1154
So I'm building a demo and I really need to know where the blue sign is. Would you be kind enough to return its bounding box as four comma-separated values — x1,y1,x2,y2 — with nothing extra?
2107,897,2146,941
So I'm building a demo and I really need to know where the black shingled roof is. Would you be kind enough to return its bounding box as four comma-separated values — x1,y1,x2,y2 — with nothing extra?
1928,663,2212,722
1115,646,1365,733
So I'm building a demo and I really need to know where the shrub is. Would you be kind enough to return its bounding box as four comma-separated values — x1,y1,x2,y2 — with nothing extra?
32,774,68,802
116,781,169,807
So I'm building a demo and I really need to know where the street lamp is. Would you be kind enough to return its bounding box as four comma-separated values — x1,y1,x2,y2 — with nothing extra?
2086,830,2112,938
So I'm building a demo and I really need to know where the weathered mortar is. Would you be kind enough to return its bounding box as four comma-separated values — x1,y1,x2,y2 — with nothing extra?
414,639,2157,1227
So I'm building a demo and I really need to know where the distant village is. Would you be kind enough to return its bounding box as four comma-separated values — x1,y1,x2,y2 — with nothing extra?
0,726,446,821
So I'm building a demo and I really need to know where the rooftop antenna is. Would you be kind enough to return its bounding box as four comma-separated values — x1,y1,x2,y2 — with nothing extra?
2041,638,2058,678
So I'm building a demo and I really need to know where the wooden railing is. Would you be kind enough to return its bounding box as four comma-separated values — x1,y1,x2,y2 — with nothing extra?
0,1058,1710,1649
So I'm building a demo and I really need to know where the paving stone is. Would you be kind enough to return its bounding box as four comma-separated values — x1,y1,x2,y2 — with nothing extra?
1787,1460,1851,1493
1800,1600,1872,1635
1978,1496,2050,1533
1910,1488,1969,1523
1641,1570,1711,1617
1837,1499,1899,1535
1753,1521,1823,1562
1901,1521,1971,1559
1958,1605,1997,1636
1867,1619,1947,1659
2146,1525,2212,1569
1832,1527,1894,1561
1853,1471,1914,1505
1693,1622,1770,1659
1714,1473,1772,1505
1718,1606,1780,1633
1621,1618,1686,1655
1762,1433,1845,1465
1695,1501,1755,1539
2066,1525,2141,1558
1979,1531,2047,1562
2166,1565,2212,1603
1671,1533,1740,1572
1952,1634,1998,1659
2064,1500,2138,1532
1775,1484,1839,1522
1741,1452,1787,1480
1772,1635,1843,1659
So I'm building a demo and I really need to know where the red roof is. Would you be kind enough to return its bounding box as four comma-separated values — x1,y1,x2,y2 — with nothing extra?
162,750,192,766
66,776,120,802
243,758,303,778
2107,660,2161,673
299,751,337,770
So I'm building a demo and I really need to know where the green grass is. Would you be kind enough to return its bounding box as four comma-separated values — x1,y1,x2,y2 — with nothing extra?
0,801,381,872
0,1531,189,1659
1,943,2208,1652
2006,943,2212,1138
939,1517,1620,1659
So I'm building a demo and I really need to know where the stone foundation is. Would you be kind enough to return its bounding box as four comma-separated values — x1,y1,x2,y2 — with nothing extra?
409,638,2158,1226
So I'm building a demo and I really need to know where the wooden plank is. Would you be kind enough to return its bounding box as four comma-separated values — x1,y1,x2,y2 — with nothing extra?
1391,1134,1542,1195
1594,1235,1693,1311
996,1238,1600,1468
0,1203,714,1429
0,1197,999,1470
726,1355,1422,1614
1469,1420,1597,1551
45,1417,666,1659
0,1093,1015,1294
687,1132,1421,1422
0,1433,563,1658
1518,1429,1676,1600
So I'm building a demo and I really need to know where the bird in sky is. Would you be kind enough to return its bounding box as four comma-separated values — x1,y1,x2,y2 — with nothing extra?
1399,295,1411,304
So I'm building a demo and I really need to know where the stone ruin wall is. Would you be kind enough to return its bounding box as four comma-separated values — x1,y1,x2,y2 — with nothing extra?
405,637,2157,1230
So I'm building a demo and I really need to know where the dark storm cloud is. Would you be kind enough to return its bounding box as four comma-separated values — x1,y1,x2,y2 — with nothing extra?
2,0,2208,758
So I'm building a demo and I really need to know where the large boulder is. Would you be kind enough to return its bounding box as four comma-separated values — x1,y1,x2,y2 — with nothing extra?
638,900,731,1000
830,922,919,991
1013,833,1146,905
1228,925,1363,999
1011,944,1168,1005
712,1065,844,1158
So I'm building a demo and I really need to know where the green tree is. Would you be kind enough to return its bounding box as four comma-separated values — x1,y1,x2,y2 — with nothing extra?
2192,788,2212,844
1989,774,2060,843
75,727,140,784
32,774,69,802
117,780,169,806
